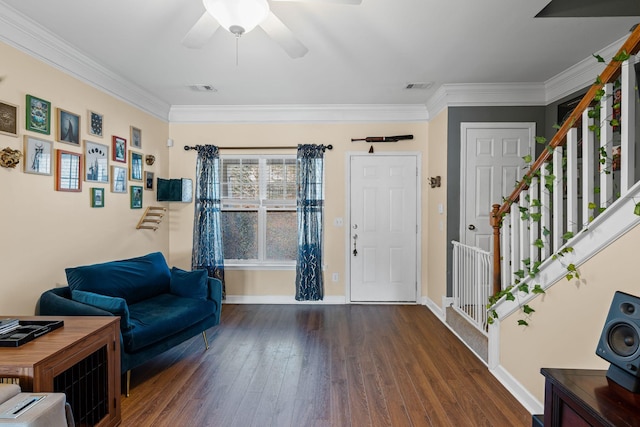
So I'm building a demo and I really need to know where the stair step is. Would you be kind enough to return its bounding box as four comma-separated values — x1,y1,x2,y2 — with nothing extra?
445,307,488,363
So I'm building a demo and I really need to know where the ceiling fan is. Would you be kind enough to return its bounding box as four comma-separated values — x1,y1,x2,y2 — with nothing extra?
182,0,362,59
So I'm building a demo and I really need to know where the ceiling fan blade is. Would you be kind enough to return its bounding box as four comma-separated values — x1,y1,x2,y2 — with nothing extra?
260,12,309,59
270,0,362,4
181,12,220,49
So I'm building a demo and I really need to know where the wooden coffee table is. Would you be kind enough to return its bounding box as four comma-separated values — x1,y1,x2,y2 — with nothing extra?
0,316,121,427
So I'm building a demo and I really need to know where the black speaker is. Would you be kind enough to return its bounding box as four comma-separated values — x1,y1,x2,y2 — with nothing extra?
596,291,640,392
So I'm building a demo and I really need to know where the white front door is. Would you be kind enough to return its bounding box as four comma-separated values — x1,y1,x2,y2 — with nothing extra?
460,123,535,251
349,154,418,302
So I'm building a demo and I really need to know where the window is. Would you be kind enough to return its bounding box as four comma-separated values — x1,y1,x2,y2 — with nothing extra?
221,155,297,267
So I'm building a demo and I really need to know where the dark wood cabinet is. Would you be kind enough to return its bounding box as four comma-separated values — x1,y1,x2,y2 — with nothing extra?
0,316,121,427
542,368,640,427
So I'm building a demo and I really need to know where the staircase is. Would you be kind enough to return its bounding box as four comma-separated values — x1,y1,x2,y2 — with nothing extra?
489,26,640,319
449,25,640,364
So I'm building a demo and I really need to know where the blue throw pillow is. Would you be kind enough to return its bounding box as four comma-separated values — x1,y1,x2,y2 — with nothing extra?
65,252,171,304
170,267,208,301
71,290,133,330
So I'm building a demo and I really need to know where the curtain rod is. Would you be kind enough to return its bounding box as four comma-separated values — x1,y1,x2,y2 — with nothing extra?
183,144,332,151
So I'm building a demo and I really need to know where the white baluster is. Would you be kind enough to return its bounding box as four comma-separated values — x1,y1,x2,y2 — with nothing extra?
566,128,579,234
621,55,636,193
582,108,595,223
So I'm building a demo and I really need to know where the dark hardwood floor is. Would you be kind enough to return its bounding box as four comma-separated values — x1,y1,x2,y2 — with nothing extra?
121,304,531,426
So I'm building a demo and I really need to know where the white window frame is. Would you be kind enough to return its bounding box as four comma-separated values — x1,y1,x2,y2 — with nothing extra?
221,154,297,270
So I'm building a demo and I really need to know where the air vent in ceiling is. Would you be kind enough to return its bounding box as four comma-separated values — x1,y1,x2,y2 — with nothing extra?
405,82,433,90
189,84,217,92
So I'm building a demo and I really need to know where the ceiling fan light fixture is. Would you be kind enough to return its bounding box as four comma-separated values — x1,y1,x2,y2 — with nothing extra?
203,0,270,36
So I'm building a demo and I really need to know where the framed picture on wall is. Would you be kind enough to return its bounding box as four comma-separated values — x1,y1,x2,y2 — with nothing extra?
55,149,82,192
90,188,105,208
129,151,143,181
111,165,127,193
23,135,52,175
84,140,109,183
144,171,154,190
26,95,51,135
130,185,143,209
112,136,126,163
0,100,18,137
56,108,81,146
88,110,103,137
130,126,141,148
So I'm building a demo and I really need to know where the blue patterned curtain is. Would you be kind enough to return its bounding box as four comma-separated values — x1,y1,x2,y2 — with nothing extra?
295,144,325,301
191,145,225,297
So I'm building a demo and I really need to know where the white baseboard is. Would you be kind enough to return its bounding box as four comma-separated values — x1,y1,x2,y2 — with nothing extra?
224,295,346,304
422,296,445,320
490,365,543,415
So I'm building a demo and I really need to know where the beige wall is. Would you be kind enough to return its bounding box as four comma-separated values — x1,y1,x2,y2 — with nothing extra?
0,42,170,315
168,122,429,299
499,223,640,403
425,109,448,306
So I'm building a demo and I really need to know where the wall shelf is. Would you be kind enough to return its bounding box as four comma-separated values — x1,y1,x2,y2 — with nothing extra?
136,206,166,231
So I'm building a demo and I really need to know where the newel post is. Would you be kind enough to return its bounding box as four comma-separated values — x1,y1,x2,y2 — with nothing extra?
490,204,502,296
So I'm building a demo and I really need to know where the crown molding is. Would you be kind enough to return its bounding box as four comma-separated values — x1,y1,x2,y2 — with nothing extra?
426,83,546,117
169,104,429,123
544,34,628,104
0,2,171,121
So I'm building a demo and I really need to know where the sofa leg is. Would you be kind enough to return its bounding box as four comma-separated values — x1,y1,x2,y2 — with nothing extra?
202,331,209,350
126,370,131,397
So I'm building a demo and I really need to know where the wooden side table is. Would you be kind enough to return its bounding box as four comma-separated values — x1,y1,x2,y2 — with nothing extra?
542,368,640,426
0,316,121,427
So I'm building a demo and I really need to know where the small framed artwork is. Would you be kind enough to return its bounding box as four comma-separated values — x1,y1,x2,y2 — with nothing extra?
56,108,81,146
144,171,154,190
55,149,82,192
112,136,126,163
23,135,52,175
26,95,51,134
129,151,143,181
130,185,143,209
84,140,109,183
130,126,141,148
88,111,103,137
0,101,18,137
111,165,127,193
90,187,105,208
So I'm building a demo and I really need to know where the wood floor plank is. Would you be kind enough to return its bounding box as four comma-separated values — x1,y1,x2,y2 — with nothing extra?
121,304,531,427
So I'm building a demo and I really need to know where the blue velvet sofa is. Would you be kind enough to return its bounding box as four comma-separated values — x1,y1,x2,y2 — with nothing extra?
37,252,222,396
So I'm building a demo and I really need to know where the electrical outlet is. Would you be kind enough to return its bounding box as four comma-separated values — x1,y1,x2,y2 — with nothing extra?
332,273,339,282
334,217,344,227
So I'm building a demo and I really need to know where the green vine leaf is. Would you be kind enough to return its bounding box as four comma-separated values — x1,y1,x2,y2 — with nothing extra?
612,50,630,62
634,202,640,216
562,231,574,240
533,238,544,249
588,202,597,210
523,305,535,315
593,54,605,63
535,136,547,144
518,284,529,294
532,284,545,295
506,293,515,302
523,154,533,163
518,319,529,326
514,270,526,279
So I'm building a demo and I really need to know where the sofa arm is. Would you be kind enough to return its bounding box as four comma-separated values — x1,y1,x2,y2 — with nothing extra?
207,278,223,322
38,287,114,317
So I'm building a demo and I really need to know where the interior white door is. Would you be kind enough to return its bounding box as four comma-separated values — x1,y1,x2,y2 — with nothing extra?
460,123,534,251
349,155,418,302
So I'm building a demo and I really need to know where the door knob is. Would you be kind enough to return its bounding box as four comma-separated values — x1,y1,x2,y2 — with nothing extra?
468,224,476,230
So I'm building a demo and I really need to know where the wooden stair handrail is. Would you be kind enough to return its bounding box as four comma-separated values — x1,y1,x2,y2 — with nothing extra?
491,25,640,296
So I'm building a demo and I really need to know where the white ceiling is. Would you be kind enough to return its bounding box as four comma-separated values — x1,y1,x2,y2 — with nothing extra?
0,0,638,118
